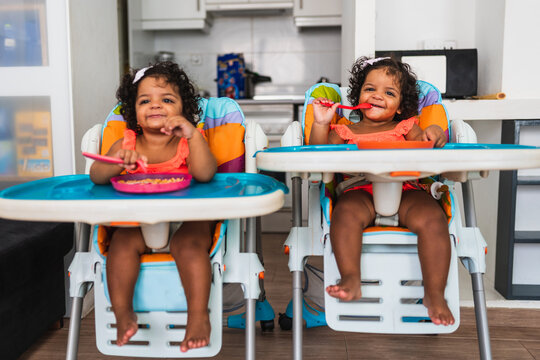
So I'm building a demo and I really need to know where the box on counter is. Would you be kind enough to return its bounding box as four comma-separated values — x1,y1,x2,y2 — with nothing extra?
217,53,246,99
15,110,53,177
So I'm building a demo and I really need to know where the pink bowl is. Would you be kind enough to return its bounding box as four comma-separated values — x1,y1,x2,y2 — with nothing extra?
111,173,192,194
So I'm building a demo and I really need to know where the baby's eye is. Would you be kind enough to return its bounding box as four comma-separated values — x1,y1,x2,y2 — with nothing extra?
386,91,396,97
139,99,149,105
163,98,174,103
364,87,375,92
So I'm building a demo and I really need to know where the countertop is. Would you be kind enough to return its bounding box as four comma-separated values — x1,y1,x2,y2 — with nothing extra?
234,96,540,121
442,98,540,120
236,97,305,106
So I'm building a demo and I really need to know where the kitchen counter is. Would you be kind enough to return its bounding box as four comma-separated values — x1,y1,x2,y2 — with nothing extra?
236,98,540,123
236,97,305,124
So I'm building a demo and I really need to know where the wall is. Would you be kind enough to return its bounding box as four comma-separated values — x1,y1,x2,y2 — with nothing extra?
145,13,341,96
500,0,540,99
475,0,504,97
340,0,476,86
66,0,122,316
375,0,476,51
69,0,121,175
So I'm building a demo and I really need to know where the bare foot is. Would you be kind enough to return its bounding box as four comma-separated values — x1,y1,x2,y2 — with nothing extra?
325,275,362,301
423,294,455,326
115,310,138,346
180,312,211,352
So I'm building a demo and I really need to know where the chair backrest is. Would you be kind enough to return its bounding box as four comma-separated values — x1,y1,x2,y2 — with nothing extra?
99,97,246,173
301,80,450,145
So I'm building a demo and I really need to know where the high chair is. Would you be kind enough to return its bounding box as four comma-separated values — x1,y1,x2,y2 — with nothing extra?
67,96,272,359
278,81,492,359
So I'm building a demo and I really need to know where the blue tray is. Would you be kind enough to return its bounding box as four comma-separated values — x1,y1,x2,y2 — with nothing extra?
0,172,288,201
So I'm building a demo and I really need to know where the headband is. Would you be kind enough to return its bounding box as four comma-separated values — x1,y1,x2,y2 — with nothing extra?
133,66,152,84
360,57,390,69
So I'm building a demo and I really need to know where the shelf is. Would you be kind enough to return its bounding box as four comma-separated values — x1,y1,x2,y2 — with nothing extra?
514,231,540,243
517,176,540,185
496,119,540,300
442,99,540,121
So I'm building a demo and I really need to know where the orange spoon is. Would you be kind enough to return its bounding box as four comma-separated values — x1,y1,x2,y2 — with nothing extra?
82,152,147,173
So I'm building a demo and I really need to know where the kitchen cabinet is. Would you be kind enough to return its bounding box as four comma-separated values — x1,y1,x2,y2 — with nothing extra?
293,0,341,27
0,0,74,190
206,0,292,12
495,119,540,300
139,0,211,31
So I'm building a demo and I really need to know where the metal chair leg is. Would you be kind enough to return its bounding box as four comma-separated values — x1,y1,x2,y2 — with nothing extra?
66,291,85,360
471,272,493,360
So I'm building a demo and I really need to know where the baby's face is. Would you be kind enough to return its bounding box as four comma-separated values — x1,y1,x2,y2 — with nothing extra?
358,68,402,123
135,76,183,131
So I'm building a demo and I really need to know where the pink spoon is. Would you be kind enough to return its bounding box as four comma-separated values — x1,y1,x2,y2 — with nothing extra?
320,99,372,110
82,152,147,173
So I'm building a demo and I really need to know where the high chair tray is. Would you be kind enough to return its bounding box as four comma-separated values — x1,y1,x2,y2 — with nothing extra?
0,173,287,225
256,143,540,177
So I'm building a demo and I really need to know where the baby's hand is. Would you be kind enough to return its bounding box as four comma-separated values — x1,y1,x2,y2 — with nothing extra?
312,97,339,125
161,115,196,139
422,125,447,148
113,149,148,171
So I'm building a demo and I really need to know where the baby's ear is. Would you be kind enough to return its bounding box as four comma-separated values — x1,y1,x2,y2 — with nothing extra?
397,108,402,115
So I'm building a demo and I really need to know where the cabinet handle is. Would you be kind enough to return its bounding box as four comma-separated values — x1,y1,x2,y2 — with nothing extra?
300,0,303,9
197,0,200,12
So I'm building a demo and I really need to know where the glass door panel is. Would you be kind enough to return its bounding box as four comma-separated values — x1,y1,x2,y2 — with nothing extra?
0,0,48,67
0,96,52,189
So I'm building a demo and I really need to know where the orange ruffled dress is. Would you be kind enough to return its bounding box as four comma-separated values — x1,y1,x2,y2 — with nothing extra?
121,128,204,174
330,116,418,143
331,117,421,195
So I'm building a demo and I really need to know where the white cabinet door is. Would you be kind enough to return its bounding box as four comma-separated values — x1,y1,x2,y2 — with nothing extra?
293,0,341,27
142,0,205,20
140,0,209,30
293,0,340,17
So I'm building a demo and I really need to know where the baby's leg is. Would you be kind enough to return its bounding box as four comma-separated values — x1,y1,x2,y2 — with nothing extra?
326,190,375,301
106,227,148,346
399,190,455,326
169,220,216,352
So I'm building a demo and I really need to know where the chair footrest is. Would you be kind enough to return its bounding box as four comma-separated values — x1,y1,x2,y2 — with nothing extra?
324,246,460,334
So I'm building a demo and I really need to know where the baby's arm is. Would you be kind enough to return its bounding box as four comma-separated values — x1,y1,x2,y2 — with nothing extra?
423,125,447,148
163,115,217,182
405,124,447,148
186,131,217,182
89,140,147,184
309,97,340,145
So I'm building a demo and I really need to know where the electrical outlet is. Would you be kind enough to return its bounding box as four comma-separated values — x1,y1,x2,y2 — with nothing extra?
424,39,457,50
190,54,202,66
443,40,456,49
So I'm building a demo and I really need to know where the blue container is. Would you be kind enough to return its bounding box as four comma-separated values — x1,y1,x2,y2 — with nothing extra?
217,53,246,99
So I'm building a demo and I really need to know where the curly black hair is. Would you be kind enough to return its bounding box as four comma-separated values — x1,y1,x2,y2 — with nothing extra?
116,61,201,133
347,56,419,122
